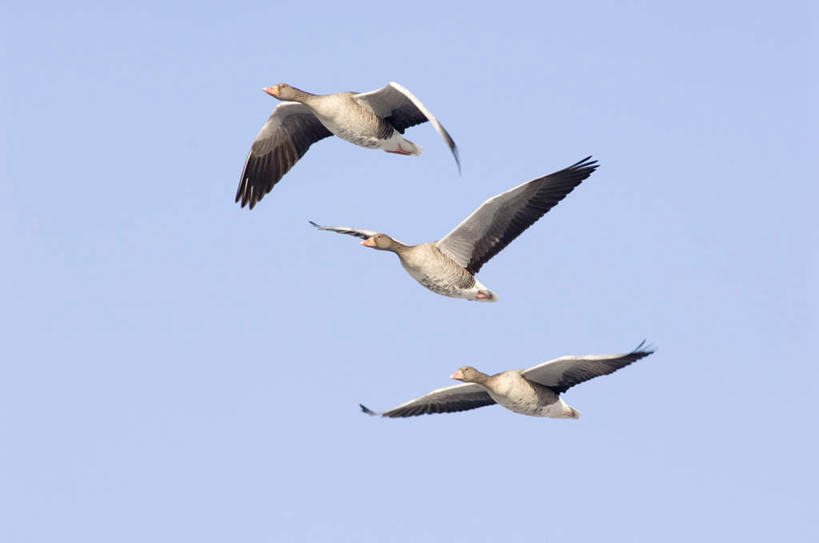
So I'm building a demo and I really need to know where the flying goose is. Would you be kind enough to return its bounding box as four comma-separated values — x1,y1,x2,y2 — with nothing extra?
236,82,460,209
310,156,598,301
360,342,654,418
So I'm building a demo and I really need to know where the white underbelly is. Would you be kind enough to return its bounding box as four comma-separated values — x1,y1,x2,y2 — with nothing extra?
316,113,383,149
401,261,474,299
334,126,380,148
491,392,547,417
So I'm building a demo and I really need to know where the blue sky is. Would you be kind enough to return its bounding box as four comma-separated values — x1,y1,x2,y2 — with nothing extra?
1,1,817,541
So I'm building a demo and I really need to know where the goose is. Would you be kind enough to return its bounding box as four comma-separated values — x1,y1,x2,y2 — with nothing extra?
310,156,598,301
236,82,460,209
360,342,654,418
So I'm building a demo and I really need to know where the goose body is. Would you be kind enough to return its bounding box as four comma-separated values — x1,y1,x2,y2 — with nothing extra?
397,243,494,301
479,370,576,418
236,82,459,209
306,93,420,154
360,342,654,419
310,156,598,301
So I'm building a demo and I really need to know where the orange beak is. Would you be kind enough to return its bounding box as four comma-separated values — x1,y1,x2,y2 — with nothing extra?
361,237,376,248
263,86,279,98
451,370,464,380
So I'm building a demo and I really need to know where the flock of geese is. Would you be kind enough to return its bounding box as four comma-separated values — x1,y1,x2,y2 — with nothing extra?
237,82,654,420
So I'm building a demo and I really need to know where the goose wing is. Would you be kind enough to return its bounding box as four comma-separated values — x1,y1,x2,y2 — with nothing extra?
360,382,495,418
355,82,460,170
308,221,380,240
436,157,598,274
236,102,332,209
523,341,654,395
309,221,408,245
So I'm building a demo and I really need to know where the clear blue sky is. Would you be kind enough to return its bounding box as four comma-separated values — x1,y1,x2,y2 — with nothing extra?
1,1,817,541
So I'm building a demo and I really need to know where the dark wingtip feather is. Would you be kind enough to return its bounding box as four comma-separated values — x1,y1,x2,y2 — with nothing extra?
453,145,461,174
565,156,599,177
443,127,461,174
632,339,656,357
308,220,321,229
235,179,252,209
359,404,379,416
569,155,596,168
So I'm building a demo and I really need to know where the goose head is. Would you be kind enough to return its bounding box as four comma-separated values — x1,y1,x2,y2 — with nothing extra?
263,83,308,102
361,233,399,252
451,366,485,383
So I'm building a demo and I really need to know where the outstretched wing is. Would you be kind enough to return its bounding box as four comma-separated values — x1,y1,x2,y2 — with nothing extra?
436,157,598,274
308,221,380,240
355,82,460,171
236,102,332,209
523,341,654,395
360,382,495,418
309,221,408,246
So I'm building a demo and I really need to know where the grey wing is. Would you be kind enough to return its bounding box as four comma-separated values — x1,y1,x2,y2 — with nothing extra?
309,221,408,245
360,382,495,418
522,341,655,395
236,102,333,209
355,82,460,171
436,156,598,274
308,221,380,240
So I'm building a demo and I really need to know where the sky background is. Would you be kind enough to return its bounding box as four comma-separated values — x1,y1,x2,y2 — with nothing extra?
1,1,817,541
